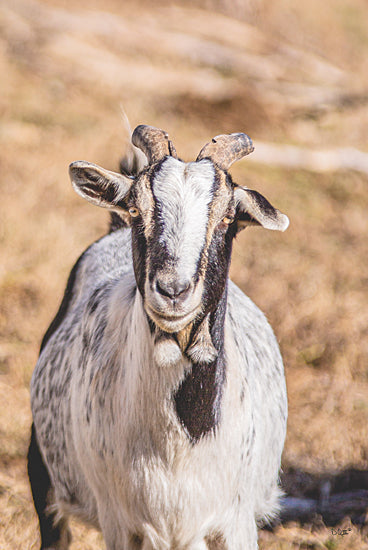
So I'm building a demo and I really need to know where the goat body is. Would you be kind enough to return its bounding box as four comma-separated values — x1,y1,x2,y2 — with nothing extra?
29,126,288,550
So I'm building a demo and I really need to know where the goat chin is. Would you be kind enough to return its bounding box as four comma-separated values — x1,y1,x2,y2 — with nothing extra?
144,304,200,334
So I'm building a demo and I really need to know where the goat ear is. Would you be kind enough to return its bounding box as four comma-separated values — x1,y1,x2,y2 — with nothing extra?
234,186,289,232
69,161,133,210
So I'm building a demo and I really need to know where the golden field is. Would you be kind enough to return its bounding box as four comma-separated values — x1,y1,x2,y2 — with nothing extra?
1,0,368,547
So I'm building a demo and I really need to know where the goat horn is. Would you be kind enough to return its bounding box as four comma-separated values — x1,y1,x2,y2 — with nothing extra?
132,125,178,164
196,133,254,171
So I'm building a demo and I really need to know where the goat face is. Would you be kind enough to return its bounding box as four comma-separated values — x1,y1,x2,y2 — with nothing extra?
131,156,237,333
69,125,289,334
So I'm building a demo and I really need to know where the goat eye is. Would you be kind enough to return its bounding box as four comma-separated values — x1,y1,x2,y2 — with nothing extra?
129,207,140,218
222,216,234,225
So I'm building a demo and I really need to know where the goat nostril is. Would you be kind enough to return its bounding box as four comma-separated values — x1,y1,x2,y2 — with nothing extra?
156,280,172,299
155,279,191,300
176,281,191,298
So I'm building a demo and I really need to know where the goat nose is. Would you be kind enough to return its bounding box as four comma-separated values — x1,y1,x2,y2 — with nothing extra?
155,278,192,300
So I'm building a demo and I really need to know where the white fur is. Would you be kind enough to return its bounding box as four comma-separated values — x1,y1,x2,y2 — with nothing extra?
153,338,183,368
31,205,287,549
152,158,214,282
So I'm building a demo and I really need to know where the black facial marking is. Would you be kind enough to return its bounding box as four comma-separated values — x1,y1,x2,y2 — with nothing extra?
129,164,168,297
147,212,171,282
201,217,235,314
131,219,147,298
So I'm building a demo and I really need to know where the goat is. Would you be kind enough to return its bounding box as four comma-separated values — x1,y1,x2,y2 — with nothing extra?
28,125,289,550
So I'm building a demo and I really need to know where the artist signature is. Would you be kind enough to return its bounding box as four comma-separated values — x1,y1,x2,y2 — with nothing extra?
331,527,352,536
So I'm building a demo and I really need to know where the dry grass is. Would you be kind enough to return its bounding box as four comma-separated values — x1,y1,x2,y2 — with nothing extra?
1,0,368,548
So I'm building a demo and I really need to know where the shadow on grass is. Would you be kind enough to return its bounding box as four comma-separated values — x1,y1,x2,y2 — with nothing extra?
269,468,368,528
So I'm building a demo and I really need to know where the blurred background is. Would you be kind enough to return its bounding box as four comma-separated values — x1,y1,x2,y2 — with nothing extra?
1,0,368,547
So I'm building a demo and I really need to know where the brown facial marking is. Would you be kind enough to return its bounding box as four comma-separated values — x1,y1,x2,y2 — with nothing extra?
197,168,233,280
176,323,194,352
131,172,155,240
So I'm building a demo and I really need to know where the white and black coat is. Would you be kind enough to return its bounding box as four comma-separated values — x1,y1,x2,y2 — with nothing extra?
28,126,289,550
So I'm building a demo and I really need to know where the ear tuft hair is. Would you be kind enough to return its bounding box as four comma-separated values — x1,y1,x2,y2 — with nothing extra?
234,186,289,232
69,161,133,211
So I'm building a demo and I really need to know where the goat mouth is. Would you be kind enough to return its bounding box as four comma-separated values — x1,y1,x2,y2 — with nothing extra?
145,304,200,332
